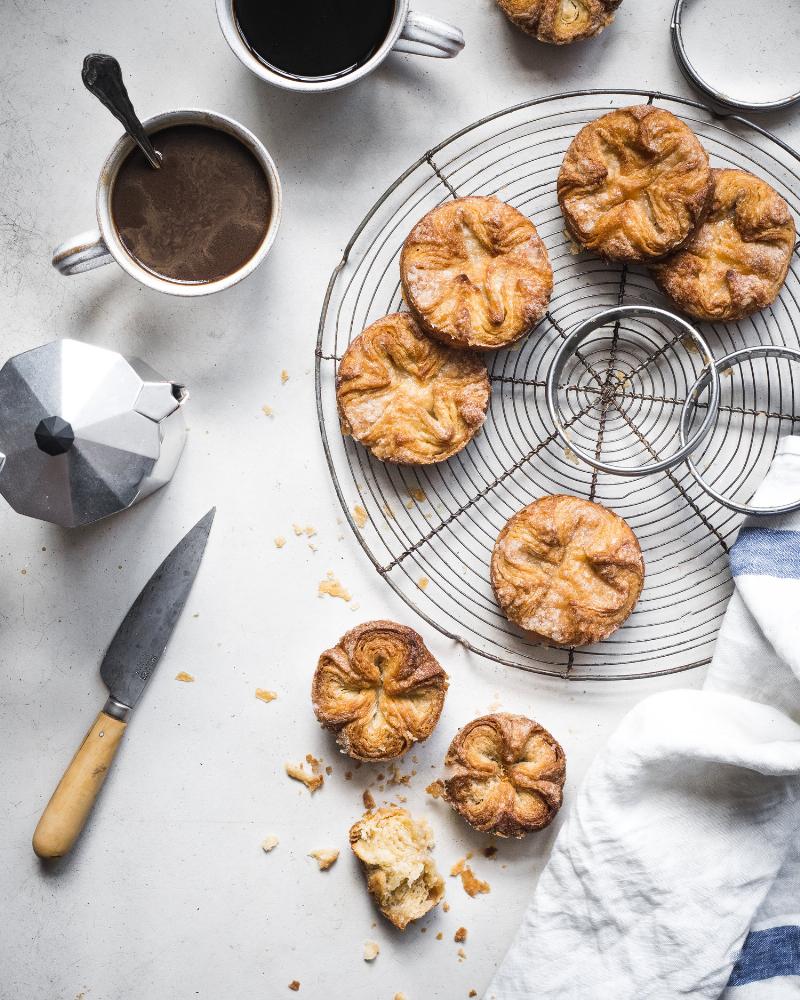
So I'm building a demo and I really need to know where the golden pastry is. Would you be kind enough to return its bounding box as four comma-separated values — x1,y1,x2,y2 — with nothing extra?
350,806,445,930
491,495,644,646
496,0,621,44
651,168,796,322
558,105,712,262
400,196,553,350
336,313,490,464
440,713,566,837
312,620,448,761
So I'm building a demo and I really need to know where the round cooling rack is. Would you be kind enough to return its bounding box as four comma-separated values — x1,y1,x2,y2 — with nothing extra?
315,90,800,681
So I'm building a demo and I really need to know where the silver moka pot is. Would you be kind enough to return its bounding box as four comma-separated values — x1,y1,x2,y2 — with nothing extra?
0,339,188,527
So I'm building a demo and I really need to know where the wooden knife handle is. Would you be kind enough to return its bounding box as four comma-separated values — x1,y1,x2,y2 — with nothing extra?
33,711,127,859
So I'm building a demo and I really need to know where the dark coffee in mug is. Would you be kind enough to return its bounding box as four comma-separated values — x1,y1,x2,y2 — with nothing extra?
233,0,395,80
110,124,271,284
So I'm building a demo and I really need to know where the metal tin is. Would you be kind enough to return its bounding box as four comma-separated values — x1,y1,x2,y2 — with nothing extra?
679,346,800,516
671,0,800,112
545,305,721,477
0,339,188,527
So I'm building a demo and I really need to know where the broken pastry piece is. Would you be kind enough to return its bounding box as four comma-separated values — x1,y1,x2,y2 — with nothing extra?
440,713,566,838
312,621,448,761
350,806,445,930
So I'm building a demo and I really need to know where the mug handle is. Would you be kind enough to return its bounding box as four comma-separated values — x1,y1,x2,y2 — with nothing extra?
393,11,465,58
52,229,114,276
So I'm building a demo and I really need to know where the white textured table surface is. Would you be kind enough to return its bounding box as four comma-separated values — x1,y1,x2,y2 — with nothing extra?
1,3,797,999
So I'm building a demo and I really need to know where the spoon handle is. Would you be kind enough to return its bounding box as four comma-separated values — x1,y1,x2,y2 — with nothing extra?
82,54,161,169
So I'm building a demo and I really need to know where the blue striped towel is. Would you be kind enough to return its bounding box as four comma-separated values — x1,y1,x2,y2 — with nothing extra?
486,437,800,1000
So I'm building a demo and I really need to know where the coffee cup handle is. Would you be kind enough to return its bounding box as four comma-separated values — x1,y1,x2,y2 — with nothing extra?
52,229,115,276
394,11,465,58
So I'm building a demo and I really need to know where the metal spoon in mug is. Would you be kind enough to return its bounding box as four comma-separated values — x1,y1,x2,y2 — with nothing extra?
81,53,162,169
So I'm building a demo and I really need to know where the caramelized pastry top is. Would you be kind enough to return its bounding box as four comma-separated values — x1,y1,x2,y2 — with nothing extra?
442,713,566,837
336,312,490,464
401,196,553,350
350,806,445,930
312,620,448,761
651,168,796,322
496,0,621,44
491,495,644,646
558,105,712,262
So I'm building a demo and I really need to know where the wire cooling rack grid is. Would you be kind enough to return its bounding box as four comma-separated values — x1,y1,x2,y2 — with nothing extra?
315,90,800,681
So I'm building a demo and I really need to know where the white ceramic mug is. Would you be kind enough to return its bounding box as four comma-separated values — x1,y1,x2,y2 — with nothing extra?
52,109,282,297
216,0,465,93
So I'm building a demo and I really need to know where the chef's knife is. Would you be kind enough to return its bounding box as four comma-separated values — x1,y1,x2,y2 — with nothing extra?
32,507,215,859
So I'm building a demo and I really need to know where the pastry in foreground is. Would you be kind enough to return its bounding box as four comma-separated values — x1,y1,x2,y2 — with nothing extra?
336,312,490,464
495,0,621,44
440,713,566,837
491,495,644,646
312,620,448,761
350,806,445,929
558,106,712,262
650,168,796,322
400,196,553,350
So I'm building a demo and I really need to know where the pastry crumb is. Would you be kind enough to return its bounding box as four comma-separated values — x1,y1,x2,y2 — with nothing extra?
436,931,443,940
274,536,286,549
417,577,429,591
308,543,318,552
255,688,277,703
288,982,300,992
293,523,303,536
483,845,498,859
285,761,324,793
394,994,409,1000
309,848,339,870
407,487,427,503
363,940,380,961
451,858,491,897
353,504,368,528
362,789,376,810
304,525,316,537
175,671,195,683
261,835,279,853
457,947,467,961
426,780,445,799
261,404,273,417
382,502,395,520
443,901,450,913
281,369,289,384
454,927,467,943
318,571,351,602
469,992,478,998
345,770,353,780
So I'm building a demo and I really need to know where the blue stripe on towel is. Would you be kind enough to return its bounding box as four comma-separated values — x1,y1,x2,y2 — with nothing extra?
728,926,800,986
730,528,800,579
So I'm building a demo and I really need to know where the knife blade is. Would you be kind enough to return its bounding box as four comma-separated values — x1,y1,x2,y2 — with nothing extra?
32,508,215,859
100,506,215,712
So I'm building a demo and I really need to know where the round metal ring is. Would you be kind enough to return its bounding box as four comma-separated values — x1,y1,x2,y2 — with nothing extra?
680,346,800,515
546,304,721,477
671,0,800,113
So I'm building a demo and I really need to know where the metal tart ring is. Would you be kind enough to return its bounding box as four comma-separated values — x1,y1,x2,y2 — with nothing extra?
671,0,800,113
680,346,800,515
546,305,721,477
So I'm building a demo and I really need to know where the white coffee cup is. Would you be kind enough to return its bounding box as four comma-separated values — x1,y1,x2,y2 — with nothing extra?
52,108,282,297
216,0,465,93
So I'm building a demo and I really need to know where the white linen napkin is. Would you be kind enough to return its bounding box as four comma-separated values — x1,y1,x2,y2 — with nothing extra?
486,437,800,1000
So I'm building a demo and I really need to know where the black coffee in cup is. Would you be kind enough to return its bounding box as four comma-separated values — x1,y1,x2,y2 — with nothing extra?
111,124,271,284
234,0,395,80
